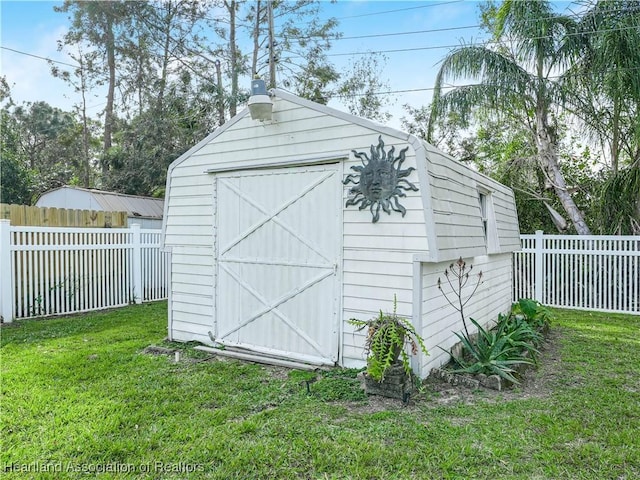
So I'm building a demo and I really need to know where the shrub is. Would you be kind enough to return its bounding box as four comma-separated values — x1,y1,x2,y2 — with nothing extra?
512,298,554,331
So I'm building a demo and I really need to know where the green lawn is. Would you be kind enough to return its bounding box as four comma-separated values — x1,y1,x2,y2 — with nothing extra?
1,302,639,479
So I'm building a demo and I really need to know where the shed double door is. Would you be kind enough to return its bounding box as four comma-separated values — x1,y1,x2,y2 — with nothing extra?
215,164,341,365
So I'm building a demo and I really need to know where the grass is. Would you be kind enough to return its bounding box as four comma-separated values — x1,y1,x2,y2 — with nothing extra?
1,302,639,479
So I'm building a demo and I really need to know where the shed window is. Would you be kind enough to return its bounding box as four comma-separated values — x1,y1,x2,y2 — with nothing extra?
478,190,499,253
479,192,488,240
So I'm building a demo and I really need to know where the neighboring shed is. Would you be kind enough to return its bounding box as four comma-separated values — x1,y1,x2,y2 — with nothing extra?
36,186,164,229
161,89,521,377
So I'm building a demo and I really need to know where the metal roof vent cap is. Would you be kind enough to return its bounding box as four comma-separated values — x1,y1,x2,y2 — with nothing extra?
248,78,273,121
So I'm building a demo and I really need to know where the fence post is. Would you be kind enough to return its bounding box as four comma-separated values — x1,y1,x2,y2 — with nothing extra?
131,224,143,304
0,220,14,323
534,230,544,303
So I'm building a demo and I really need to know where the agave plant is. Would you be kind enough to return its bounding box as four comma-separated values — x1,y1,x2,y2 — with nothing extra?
450,318,535,385
501,312,544,349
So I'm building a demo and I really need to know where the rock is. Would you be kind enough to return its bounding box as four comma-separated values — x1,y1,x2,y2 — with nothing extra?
481,374,503,391
430,367,505,391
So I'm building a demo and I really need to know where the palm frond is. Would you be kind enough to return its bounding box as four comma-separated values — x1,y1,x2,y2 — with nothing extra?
428,45,536,139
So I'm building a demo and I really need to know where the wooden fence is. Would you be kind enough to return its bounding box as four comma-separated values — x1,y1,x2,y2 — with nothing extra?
0,221,169,322
513,231,640,315
0,203,127,228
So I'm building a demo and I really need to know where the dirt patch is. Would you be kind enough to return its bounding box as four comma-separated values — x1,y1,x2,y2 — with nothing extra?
424,329,562,404
263,365,293,381
422,327,563,405
143,345,176,356
342,327,564,414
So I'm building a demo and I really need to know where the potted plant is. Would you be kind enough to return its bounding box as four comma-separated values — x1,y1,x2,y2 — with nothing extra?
349,297,428,386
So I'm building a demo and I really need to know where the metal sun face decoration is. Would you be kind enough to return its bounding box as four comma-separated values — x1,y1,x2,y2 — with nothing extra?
343,136,419,223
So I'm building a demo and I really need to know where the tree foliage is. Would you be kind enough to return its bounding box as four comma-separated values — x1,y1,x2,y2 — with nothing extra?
571,0,640,172
571,0,640,233
423,0,640,234
1,109,34,204
337,53,393,123
598,167,640,234
55,0,138,168
11,101,85,194
38,0,355,199
7,0,638,233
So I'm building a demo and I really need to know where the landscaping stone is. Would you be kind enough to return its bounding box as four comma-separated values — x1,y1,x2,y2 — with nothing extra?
429,367,480,389
430,367,509,391
363,363,413,399
481,374,504,391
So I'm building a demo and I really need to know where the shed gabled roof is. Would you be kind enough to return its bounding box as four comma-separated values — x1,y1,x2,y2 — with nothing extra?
40,186,164,219
164,88,411,176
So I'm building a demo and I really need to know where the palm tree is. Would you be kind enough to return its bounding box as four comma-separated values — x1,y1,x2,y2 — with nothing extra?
572,0,640,174
428,0,592,234
571,0,640,234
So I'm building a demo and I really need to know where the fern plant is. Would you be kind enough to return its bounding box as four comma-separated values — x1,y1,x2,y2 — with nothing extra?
349,297,428,382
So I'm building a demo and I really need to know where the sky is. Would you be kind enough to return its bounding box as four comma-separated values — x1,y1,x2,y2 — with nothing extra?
0,0,575,129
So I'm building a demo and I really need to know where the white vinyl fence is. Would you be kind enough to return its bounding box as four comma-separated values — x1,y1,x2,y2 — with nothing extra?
2,223,638,321
513,231,640,315
0,221,170,322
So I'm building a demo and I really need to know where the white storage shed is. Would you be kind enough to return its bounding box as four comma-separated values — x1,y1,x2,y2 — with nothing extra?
161,89,521,377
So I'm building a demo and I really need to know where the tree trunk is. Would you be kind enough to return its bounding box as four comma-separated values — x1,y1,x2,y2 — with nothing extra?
79,59,91,188
535,115,592,235
103,16,116,175
156,3,173,114
611,98,620,174
225,0,238,118
267,0,275,89
215,60,225,126
251,0,261,77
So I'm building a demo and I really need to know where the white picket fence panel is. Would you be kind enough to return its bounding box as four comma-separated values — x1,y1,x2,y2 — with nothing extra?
513,231,640,315
141,229,169,302
0,221,170,322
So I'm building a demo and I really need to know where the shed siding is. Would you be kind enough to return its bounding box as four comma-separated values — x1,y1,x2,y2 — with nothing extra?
419,253,513,374
165,169,215,341
164,166,213,249
165,97,429,363
341,250,416,367
423,145,487,261
341,133,427,365
169,247,214,343
422,143,521,261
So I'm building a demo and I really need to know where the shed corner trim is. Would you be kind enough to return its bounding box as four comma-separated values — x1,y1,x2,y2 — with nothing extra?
407,135,440,263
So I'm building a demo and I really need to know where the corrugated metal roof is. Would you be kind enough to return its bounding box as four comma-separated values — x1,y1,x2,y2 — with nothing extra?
62,187,164,219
